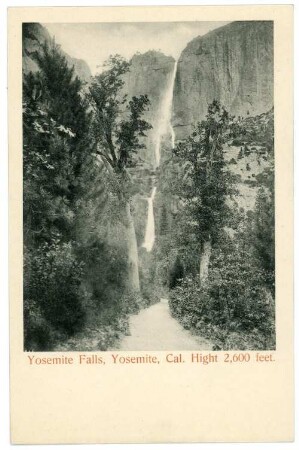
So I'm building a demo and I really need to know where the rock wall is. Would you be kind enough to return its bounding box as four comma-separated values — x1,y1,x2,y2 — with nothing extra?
123,51,175,168
173,21,273,140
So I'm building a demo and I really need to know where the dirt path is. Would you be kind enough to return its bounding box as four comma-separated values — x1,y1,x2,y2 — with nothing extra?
111,298,212,351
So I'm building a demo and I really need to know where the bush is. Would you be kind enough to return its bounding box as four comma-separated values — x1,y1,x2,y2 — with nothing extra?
78,234,128,312
169,254,185,289
24,297,62,351
24,241,86,350
169,244,275,350
53,291,146,352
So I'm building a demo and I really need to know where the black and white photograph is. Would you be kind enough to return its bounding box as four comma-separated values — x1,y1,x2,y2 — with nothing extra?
23,20,275,353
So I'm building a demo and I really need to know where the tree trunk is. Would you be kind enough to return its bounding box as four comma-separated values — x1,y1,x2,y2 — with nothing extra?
199,239,212,284
124,201,140,292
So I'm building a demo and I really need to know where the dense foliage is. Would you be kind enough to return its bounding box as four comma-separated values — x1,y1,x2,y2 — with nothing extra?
169,236,275,350
88,55,152,184
23,41,153,350
23,41,92,349
172,101,235,246
158,103,275,350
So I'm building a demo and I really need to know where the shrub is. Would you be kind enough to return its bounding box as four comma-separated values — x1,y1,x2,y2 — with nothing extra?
169,243,275,350
24,297,62,351
169,254,185,289
78,235,128,311
24,241,86,350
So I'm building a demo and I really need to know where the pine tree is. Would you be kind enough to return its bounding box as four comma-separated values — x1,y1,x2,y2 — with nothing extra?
23,40,91,244
173,100,235,282
23,40,92,348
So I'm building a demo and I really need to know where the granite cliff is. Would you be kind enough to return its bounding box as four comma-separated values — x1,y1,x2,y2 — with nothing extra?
173,21,273,140
123,51,175,168
121,51,176,243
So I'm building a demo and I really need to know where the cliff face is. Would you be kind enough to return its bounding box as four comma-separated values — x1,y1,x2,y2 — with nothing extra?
22,23,91,82
121,51,175,243
125,51,175,111
123,51,175,168
173,21,273,140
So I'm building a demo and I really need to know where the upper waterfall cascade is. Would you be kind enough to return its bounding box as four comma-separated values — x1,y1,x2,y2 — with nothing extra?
154,60,178,167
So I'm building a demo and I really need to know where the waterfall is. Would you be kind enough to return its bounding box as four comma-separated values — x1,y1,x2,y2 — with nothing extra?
142,187,157,252
169,61,178,150
142,60,177,252
154,60,178,166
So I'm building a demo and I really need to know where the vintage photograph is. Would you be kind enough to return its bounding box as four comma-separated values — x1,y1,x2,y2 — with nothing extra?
23,20,275,352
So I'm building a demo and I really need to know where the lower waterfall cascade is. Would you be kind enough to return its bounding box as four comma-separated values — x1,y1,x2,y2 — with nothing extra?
142,186,157,252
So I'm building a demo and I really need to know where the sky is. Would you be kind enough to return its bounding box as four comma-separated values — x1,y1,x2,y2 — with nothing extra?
43,21,230,75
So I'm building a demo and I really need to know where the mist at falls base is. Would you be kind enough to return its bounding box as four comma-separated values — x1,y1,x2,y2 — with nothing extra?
142,60,177,253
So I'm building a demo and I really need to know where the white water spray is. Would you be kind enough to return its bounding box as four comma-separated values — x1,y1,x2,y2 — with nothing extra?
154,60,178,167
142,186,157,252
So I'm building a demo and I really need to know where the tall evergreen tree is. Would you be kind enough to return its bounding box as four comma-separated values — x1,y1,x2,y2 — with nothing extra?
23,40,91,244
23,40,92,348
173,100,235,282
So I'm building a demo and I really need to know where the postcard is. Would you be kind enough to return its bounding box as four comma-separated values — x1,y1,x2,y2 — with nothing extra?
9,5,293,444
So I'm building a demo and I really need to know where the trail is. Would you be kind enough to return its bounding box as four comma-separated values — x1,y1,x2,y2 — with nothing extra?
111,298,212,351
